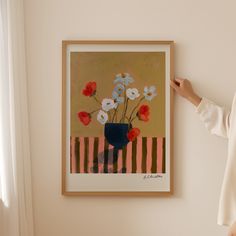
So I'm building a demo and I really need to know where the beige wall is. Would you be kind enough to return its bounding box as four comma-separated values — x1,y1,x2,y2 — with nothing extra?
24,0,236,235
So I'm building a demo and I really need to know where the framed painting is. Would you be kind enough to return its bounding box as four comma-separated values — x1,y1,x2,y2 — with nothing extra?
62,40,174,195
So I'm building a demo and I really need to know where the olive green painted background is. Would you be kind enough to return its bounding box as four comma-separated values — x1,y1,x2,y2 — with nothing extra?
70,52,166,137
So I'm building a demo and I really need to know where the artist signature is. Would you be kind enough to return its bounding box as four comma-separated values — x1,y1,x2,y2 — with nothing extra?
143,174,162,180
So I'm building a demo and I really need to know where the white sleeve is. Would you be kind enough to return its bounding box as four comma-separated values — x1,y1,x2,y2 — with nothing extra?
196,97,231,138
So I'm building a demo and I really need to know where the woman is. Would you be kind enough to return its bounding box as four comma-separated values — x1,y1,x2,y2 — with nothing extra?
170,78,236,236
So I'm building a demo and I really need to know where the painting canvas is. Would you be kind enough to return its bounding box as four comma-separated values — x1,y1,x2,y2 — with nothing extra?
62,41,174,195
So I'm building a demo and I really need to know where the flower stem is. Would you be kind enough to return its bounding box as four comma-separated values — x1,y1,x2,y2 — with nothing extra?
93,95,101,105
112,105,119,122
128,96,145,122
115,110,118,122
122,98,129,122
90,108,100,115
107,110,112,122
120,97,128,123
129,116,137,124
120,87,127,123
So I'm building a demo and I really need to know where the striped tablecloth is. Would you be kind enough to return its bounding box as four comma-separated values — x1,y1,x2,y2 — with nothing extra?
70,136,165,174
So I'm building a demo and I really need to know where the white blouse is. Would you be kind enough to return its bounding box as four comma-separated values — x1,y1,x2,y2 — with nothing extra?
196,94,236,226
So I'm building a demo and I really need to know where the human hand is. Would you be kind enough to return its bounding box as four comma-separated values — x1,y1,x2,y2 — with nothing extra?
229,221,236,236
170,77,202,107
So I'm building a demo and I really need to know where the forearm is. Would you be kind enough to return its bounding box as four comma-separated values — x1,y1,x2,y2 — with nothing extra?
187,93,202,107
170,78,230,138
170,78,201,107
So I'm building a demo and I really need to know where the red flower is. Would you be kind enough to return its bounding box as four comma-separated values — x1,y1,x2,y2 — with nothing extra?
137,105,150,121
77,111,91,126
82,81,97,97
127,128,140,141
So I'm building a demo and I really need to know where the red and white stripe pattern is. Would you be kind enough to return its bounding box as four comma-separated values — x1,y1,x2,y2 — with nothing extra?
70,136,165,174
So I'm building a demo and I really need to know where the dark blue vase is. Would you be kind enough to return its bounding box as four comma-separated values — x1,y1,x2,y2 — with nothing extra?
104,123,129,149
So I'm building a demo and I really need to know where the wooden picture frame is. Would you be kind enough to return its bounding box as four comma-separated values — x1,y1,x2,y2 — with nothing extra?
62,40,174,196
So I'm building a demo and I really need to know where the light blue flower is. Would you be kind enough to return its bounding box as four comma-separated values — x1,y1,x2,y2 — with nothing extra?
114,83,125,94
116,97,125,104
114,73,134,86
143,86,157,101
112,91,124,104
112,91,119,99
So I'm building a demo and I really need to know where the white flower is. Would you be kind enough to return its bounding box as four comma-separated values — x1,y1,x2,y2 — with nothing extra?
126,88,140,100
102,98,116,111
143,86,157,101
97,110,108,125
